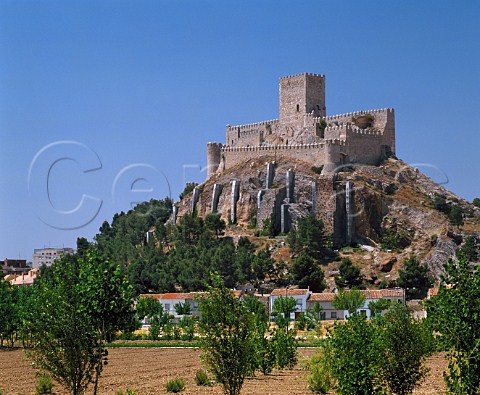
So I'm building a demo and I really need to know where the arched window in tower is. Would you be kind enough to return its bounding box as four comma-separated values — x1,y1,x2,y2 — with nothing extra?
296,104,299,112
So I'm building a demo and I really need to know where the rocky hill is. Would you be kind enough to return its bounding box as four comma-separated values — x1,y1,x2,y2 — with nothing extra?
175,156,480,288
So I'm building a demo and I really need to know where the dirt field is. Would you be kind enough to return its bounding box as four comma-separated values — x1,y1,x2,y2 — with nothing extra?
0,347,447,394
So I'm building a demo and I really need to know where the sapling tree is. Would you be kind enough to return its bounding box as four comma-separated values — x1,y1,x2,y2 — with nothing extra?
332,289,366,315
326,313,383,395
198,274,257,395
25,251,134,395
376,304,431,395
426,254,480,395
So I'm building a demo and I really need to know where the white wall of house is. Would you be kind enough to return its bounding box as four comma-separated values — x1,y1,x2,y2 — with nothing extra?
270,290,310,321
160,298,199,319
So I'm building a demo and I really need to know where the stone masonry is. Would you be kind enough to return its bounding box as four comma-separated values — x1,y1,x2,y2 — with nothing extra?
206,73,395,178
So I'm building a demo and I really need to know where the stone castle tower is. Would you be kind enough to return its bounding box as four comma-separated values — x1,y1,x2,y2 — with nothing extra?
207,73,395,178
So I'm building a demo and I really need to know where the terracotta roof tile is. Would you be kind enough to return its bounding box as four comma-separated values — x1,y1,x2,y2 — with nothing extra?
159,293,198,300
308,293,335,301
271,288,309,296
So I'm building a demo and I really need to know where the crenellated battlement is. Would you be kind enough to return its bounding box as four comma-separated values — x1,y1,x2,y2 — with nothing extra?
222,139,347,152
280,72,325,80
324,108,393,121
207,73,395,178
226,119,279,131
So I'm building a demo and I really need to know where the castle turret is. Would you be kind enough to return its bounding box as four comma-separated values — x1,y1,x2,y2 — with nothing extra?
323,140,343,174
206,142,222,178
279,73,326,125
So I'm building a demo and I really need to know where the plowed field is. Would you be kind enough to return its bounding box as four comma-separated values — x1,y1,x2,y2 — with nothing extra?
0,348,447,394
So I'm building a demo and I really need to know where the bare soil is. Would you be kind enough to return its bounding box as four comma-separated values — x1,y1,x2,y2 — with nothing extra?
0,348,447,394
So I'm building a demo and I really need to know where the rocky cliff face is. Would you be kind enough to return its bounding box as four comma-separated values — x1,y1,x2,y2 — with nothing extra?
175,156,480,285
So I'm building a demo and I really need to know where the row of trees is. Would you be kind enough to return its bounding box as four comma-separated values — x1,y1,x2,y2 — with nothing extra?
307,303,432,395
305,253,480,395
2,251,480,395
0,251,135,395
0,250,301,395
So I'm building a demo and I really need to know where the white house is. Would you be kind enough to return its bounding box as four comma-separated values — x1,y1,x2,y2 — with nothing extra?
305,289,405,321
270,288,311,321
306,292,345,320
342,289,405,319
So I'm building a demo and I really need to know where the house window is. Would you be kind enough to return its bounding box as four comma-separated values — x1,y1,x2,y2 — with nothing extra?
320,312,326,320
164,303,170,311
360,310,367,316
296,104,300,112
331,311,337,319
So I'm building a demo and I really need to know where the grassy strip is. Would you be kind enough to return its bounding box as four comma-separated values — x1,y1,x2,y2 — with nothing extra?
106,341,200,348
106,341,322,348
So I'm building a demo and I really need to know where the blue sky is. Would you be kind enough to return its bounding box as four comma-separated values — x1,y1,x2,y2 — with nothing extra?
1,1,479,260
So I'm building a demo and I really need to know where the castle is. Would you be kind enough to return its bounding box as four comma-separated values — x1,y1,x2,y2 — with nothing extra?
207,73,395,177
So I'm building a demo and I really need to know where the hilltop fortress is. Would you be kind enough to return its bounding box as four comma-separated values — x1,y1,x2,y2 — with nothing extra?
207,73,395,177
174,73,399,246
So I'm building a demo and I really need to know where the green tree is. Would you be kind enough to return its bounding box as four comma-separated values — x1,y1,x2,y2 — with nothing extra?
290,255,326,292
448,204,464,227
270,324,297,369
271,295,297,328
235,237,255,283
198,274,257,395
174,301,192,316
0,277,16,347
327,313,383,395
76,237,91,258
205,212,226,238
368,298,392,318
287,214,328,260
243,295,275,375
306,345,334,394
425,254,480,395
25,260,102,395
377,304,430,395
270,296,298,369
251,247,276,285
458,235,478,262
179,182,198,201
136,296,164,321
397,256,433,300
332,289,366,315
472,197,480,208
25,251,134,395
334,258,364,289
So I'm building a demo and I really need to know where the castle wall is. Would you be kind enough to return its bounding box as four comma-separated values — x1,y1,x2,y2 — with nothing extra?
220,142,346,170
345,130,385,165
226,120,279,147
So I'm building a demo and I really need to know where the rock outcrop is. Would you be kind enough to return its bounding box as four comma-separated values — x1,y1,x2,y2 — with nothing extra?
174,157,480,284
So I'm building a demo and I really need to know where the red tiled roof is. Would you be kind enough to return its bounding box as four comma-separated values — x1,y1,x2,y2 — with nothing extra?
159,292,198,300
308,293,335,302
271,288,309,296
362,289,404,299
308,289,404,303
